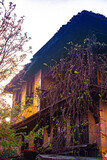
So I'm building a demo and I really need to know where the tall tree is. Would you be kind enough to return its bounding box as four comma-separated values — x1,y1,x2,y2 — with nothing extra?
0,1,32,158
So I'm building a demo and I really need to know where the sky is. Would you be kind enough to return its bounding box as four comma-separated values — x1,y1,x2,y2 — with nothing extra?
12,0,107,60
3,0,107,107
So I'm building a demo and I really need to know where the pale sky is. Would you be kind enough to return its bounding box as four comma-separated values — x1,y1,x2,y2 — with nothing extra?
12,0,107,59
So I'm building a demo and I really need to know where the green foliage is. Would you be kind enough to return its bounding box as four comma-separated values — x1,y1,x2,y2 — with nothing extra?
0,149,17,159
0,120,21,152
74,70,79,74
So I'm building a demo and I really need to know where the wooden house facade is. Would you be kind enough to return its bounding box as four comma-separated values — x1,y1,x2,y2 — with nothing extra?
5,11,107,159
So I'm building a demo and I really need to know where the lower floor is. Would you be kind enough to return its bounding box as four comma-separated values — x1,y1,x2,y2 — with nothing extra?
13,100,107,159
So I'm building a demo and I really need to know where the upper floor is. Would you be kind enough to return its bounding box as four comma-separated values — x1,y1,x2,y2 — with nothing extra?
11,45,106,124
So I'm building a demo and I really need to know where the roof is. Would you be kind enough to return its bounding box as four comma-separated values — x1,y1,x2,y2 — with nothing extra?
5,10,107,92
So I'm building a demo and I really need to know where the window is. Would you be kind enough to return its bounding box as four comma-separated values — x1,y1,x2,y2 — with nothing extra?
14,89,21,112
26,77,34,105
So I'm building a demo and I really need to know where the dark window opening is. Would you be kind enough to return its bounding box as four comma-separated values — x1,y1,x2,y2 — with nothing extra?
71,113,89,146
26,77,34,106
14,89,21,112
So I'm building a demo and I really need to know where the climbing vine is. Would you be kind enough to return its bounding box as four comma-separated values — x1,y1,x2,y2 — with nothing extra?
38,39,107,155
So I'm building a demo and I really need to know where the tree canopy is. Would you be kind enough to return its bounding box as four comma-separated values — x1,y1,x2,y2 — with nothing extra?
0,0,32,82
